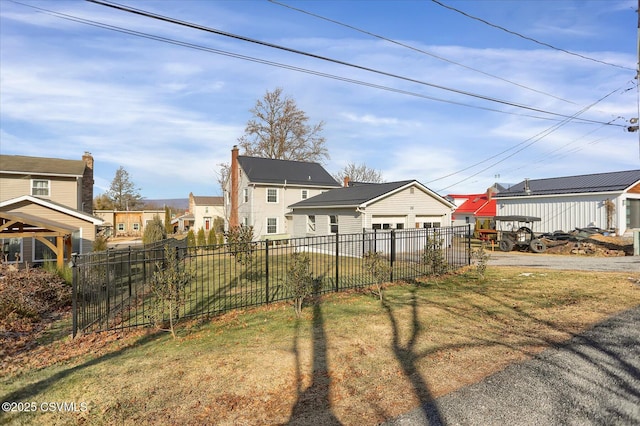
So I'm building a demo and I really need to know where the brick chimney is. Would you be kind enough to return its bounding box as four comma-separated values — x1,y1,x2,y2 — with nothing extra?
82,152,94,214
343,176,350,187
229,145,239,228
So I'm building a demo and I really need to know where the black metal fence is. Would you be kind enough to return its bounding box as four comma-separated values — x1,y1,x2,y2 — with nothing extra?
72,226,471,335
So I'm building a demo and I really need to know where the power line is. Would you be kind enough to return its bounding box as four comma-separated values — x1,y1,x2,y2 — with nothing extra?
431,0,635,72
269,0,576,105
6,0,593,124
86,0,626,128
434,86,623,191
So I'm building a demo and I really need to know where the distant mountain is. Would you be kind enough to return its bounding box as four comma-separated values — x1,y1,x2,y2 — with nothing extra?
142,198,189,210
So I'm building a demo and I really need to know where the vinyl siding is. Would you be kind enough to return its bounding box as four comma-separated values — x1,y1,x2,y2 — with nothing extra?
365,186,451,229
0,174,80,208
496,194,621,234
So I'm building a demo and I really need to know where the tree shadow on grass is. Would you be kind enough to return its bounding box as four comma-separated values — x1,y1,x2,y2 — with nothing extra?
287,282,341,425
382,284,446,425
1,331,165,404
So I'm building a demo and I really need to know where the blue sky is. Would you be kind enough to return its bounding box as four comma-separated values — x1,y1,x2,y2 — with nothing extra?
1,0,638,199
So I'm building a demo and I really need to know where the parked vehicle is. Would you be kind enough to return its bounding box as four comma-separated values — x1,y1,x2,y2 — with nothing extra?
494,215,547,253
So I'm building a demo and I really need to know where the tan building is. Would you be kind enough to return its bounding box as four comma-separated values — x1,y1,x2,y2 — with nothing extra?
0,152,102,266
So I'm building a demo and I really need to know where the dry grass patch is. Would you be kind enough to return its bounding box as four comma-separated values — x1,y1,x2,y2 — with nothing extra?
1,267,639,425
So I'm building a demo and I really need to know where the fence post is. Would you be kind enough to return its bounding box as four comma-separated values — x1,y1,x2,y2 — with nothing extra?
390,229,396,282
335,233,339,292
128,246,132,297
265,241,269,304
71,253,78,338
467,224,472,265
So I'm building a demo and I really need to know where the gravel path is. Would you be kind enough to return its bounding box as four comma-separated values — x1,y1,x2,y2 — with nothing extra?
487,252,640,272
384,306,640,425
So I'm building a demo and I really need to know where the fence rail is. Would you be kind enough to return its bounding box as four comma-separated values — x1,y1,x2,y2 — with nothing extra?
72,226,471,335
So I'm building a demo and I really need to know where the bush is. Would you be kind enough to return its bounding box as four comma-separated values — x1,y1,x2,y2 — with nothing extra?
423,233,447,275
148,245,193,338
93,234,108,252
207,228,217,249
196,228,206,247
227,226,255,266
362,251,391,301
472,243,491,280
186,229,196,253
143,215,166,244
285,252,314,317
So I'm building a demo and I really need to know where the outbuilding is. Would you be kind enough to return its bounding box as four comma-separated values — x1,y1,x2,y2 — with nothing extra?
494,170,640,236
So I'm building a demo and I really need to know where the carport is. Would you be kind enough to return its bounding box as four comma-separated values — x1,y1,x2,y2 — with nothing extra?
0,211,76,268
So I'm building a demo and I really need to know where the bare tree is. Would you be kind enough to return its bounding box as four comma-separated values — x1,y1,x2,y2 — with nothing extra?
334,162,384,184
108,166,142,210
238,87,329,163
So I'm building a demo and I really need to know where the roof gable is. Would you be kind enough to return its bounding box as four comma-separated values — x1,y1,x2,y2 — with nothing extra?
237,156,340,187
289,180,455,209
0,196,104,225
496,170,640,197
0,154,86,177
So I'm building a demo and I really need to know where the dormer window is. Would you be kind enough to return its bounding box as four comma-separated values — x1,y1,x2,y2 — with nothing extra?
31,179,50,197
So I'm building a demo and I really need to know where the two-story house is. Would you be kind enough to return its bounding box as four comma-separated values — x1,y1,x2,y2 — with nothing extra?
0,152,103,266
189,193,224,234
225,146,341,240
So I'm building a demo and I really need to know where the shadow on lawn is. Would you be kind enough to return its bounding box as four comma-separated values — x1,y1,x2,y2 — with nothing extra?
287,282,341,425
382,285,445,425
1,331,165,404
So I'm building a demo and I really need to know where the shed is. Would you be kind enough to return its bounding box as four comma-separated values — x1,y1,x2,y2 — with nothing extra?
494,170,640,235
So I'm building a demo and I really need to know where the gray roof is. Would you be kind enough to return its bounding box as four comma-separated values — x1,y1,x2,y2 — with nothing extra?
237,156,340,187
496,170,640,197
0,154,86,177
192,195,223,206
290,180,429,208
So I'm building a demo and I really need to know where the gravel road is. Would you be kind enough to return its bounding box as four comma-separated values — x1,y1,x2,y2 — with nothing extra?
384,306,640,425
487,252,640,272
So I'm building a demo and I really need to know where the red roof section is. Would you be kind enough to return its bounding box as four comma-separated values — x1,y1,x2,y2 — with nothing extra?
452,194,496,218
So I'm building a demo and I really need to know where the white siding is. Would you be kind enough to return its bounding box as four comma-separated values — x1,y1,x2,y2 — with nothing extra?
496,193,622,234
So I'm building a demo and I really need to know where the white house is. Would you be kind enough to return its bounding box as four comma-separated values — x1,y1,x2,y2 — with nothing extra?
288,180,455,238
494,170,640,236
224,146,342,240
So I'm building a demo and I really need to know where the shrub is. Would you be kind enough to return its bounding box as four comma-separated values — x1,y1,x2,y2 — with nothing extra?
148,245,193,338
423,233,447,275
286,252,314,317
227,226,255,266
93,234,108,252
472,242,491,280
143,215,166,244
362,251,391,301
186,229,196,253
207,228,217,249
196,227,206,247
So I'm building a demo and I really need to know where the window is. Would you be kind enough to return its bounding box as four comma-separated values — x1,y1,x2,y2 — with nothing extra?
267,188,278,203
242,217,249,227
329,215,338,233
267,217,277,234
117,223,125,232
132,223,140,232
307,215,316,232
243,188,249,203
396,223,404,229
423,222,441,229
31,179,50,196
1,238,21,264
301,190,308,200
373,224,382,230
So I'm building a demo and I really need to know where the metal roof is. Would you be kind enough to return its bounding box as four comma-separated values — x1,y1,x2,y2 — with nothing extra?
0,154,86,177
237,156,340,187
495,170,640,197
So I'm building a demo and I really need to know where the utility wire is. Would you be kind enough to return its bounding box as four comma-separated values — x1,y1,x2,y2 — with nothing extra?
431,0,635,72
435,86,622,191
86,0,625,127
269,0,576,105
7,0,591,124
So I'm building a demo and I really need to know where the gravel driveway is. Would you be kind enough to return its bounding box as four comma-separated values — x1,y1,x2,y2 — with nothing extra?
487,251,640,272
